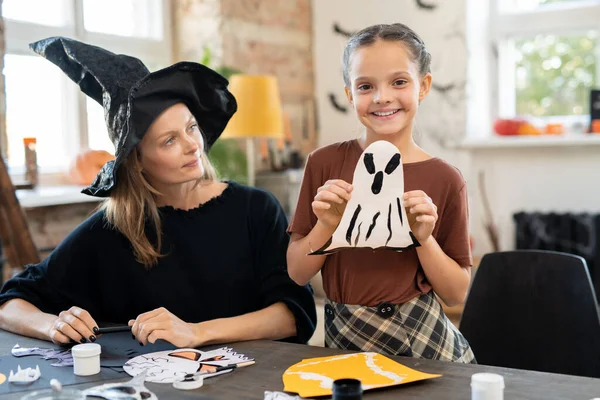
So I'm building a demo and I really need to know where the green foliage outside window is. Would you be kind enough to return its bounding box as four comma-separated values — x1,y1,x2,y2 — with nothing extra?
515,32,597,117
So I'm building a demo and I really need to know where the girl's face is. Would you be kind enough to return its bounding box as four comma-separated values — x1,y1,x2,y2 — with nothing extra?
137,103,205,187
345,39,432,138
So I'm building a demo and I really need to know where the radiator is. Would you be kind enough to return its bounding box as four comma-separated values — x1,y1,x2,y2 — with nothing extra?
513,212,600,299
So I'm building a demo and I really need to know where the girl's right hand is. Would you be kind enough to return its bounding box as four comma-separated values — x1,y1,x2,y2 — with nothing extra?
48,306,99,345
312,179,353,230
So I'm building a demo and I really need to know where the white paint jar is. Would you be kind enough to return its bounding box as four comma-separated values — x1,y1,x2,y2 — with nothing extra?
471,373,504,400
71,343,101,376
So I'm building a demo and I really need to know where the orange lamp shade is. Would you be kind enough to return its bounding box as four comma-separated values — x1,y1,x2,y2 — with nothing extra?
221,74,284,139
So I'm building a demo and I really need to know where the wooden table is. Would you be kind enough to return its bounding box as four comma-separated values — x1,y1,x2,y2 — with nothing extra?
0,330,598,399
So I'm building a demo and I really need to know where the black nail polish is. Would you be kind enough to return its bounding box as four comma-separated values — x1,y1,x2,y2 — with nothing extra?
132,334,136,340
90,335,96,342
139,342,143,346
93,327,99,335
80,338,87,343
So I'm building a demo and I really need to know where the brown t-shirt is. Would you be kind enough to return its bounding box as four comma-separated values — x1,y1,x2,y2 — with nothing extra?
288,139,472,306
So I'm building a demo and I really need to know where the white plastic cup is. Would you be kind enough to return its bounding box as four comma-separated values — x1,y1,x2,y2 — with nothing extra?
471,373,505,400
71,343,101,376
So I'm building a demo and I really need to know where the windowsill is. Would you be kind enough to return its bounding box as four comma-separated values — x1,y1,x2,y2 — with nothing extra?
16,185,102,209
458,134,600,150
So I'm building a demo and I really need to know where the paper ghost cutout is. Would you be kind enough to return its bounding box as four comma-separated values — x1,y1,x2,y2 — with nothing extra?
311,140,420,255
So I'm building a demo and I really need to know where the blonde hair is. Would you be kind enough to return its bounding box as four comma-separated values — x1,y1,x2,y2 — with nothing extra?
102,146,218,267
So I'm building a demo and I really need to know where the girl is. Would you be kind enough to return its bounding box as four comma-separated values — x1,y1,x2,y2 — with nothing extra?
287,23,474,362
0,37,316,347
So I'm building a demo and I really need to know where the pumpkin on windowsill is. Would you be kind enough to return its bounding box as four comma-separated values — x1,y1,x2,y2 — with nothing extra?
67,149,115,186
494,118,542,136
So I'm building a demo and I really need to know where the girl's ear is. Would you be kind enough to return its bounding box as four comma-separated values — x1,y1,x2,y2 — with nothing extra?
418,73,433,101
344,86,354,105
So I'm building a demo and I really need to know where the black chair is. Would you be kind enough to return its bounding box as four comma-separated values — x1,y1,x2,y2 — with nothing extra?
460,250,600,378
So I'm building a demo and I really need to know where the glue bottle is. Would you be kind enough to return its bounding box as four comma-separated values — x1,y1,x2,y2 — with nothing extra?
471,373,504,400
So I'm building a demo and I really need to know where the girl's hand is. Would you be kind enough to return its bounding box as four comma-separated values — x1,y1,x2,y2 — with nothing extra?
404,190,438,243
130,307,200,348
48,306,99,345
312,179,353,231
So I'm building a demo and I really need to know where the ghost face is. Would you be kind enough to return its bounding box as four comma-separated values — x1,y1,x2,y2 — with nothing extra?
363,152,401,195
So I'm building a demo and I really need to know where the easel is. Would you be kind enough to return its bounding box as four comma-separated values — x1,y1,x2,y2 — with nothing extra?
0,155,39,283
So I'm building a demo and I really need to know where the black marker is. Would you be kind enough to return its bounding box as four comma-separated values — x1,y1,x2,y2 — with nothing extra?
96,326,131,334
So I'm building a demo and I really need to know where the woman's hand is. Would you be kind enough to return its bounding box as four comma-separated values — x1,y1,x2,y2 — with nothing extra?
130,307,200,348
312,179,353,230
404,190,438,243
48,306,99,345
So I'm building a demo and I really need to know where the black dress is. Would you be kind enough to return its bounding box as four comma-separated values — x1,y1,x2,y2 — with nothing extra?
0,182,317,343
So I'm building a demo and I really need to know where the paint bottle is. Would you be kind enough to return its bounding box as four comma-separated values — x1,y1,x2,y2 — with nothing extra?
72,343,101,376
23,137,38,186
471,373,504,400
332,378,363,400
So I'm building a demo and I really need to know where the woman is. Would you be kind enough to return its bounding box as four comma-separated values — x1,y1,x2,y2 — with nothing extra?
0,37,316,348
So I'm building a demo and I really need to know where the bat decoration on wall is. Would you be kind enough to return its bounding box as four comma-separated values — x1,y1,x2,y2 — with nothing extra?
431,82,455,93
310,140,420,255
333,22,355,38
328,93,348,113
415,0,438,10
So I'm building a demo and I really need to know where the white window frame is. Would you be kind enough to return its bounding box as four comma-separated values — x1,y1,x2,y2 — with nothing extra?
3,0,173,185
489,0,600,123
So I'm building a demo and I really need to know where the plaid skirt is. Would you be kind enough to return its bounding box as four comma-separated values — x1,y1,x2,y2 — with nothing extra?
324,291,476,363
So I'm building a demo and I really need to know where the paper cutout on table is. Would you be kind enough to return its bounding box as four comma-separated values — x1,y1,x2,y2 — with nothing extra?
283,352,441,398
11,337,171,370
310,140,420,255
8,365,41,384
264,391,306,400
12,344,74,367
124,347,253,383
83,369,158,400
0,374,6,385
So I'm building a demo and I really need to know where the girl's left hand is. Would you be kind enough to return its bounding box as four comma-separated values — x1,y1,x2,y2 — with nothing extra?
404,190,438,243
130,307,200,348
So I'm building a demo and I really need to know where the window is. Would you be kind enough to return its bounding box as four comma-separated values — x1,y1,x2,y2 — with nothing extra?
2,0,171,179
490,0,600,122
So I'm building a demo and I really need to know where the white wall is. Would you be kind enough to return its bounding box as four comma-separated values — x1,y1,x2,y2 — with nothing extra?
470,146,600,255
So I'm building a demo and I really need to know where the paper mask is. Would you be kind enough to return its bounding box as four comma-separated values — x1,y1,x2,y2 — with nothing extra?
124,347,253,383
311,140,420,255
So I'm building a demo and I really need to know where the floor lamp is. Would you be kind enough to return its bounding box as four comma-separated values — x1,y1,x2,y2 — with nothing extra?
221,75,284,187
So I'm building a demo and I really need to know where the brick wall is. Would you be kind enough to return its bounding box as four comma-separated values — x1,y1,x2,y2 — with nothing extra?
173,0,317,159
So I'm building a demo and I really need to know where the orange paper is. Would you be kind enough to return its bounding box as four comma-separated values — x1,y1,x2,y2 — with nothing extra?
283,352,441,397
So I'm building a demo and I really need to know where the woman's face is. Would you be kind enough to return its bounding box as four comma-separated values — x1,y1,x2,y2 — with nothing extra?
137,103,205,187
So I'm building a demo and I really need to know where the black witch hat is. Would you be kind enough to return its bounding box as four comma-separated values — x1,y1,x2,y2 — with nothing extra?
29,37,237,197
